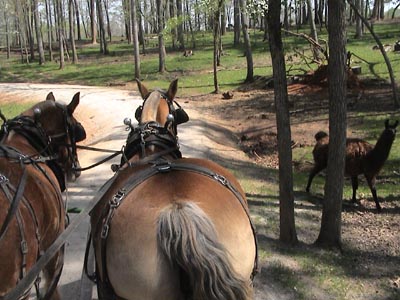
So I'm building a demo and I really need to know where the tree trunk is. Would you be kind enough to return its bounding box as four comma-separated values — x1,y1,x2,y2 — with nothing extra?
315,0,347,249
239,0,253,82
176,0,185,49
4,9,10,59
284,0,289,30
69,0,78,63
104,0,112,41
131,0,140,79
45,0,53,61
392,3,400,19
24,2,35,62
185,0,196,49
96,0,109,54
156,0,166,72
73,0,82,40
213,0,224,93
267,0,298,245
90,0,97,44
347,0,398,107
354,0,363,38
169,0,177,49
233,0,240,46
306,0,319,60
33,0,45,64
56,0,65,69
221,3,226,35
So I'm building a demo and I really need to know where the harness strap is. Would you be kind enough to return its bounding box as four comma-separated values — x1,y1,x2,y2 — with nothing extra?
0,173,118,300
0,168,30,281
95,159,259,297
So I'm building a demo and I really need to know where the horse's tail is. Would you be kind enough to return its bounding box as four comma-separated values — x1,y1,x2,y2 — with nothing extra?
157,201,250,300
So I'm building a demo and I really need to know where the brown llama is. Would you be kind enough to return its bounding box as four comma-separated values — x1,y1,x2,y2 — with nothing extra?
306,120,398,211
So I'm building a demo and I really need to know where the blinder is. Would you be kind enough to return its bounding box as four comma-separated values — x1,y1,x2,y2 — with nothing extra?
135,99,189,125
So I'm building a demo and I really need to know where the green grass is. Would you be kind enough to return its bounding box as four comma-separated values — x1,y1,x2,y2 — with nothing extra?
0,102,34,119
292,113,400,202
1,22,398,95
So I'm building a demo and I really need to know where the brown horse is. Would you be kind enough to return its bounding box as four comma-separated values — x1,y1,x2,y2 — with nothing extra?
90,79,257,300
0,92,86,299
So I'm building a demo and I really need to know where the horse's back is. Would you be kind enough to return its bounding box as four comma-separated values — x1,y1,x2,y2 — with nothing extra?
93,158,255,300
0,158,64,296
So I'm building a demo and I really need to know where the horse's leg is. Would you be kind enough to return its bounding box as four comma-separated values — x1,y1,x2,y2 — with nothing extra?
306,165,325,192
365,175,381,211
351,176,359,203
43,250,64,300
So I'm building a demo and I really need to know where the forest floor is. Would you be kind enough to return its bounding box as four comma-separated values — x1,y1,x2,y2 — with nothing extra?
174,76,400,300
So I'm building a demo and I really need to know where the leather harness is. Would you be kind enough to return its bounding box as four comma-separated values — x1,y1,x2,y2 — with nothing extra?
88,120,259,299
0,105,79,300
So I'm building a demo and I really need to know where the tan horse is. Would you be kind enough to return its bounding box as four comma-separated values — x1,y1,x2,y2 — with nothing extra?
90,79,257,300
0,92,86,299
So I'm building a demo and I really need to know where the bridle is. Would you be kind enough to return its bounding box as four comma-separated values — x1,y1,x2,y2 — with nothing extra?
0,102,83,300
120,91,188,167
0,102,85,191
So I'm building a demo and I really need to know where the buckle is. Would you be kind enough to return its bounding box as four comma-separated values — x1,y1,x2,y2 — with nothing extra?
101,224,109,239
21,240,28,254
110,189,126,207
155,161,171,173
0,173,8,183
213,174,228,186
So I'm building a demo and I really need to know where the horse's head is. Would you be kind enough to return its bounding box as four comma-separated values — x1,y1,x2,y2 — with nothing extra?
135,79,189,131
27,92,86,182
121,79,189,165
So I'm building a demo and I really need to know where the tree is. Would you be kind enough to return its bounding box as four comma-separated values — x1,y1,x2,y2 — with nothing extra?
45,0,54,61
315,0,347,249
268,0,298,245
347,0,398,106
233,0,240,46
69,0,78,63
131,0,140,79
89,0,97,44
176,0,185,49
371,0,384,19
239,0,254,82
55,0,65,69
212,0,224,93
306,0,319,60
156,0,166,72
33,0,45,64
96,0,109,54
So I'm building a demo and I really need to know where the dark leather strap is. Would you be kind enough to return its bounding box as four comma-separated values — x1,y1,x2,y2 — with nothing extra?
95,159,259,298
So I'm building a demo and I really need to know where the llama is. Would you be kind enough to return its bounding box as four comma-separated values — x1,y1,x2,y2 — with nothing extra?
306,119,398,210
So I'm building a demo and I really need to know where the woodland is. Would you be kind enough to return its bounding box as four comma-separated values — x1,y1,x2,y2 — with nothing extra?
1,0,400,299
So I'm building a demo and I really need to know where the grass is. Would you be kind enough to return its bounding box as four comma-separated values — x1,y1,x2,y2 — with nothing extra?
292,113,400,202
1,22,400,300
1,22,399,95
0,102,34,119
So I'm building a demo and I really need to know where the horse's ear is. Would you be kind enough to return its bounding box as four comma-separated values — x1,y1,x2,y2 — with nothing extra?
136,79,149,99
385,119,389,129
67,92,80,115
46,92,56,101
167,79,178,101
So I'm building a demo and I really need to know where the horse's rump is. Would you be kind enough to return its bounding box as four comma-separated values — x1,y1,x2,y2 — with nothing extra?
91,158,256,300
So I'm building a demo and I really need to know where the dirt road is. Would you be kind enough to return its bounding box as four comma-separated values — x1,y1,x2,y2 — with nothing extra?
1,83,274,300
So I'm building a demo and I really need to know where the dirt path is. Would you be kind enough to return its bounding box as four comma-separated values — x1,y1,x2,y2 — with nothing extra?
0,83,272,300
